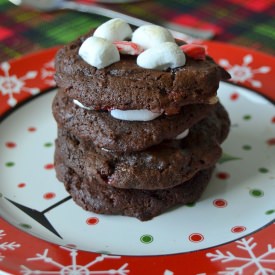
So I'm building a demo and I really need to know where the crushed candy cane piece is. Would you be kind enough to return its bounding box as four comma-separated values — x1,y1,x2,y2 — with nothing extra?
113,41,144,55
180,44,206,60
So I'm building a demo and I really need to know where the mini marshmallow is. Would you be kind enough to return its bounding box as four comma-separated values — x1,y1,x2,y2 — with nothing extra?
93,18,132,42
132,25,174,49
175,129,189,140
79,36,120,69
110,109,162,121
137,42,186,70
73,99,91,110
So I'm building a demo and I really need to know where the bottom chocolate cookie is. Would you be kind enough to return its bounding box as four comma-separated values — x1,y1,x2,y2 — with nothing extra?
55,152,214,221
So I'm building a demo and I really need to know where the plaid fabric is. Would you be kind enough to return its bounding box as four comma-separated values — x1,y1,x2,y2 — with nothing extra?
0,0,274,62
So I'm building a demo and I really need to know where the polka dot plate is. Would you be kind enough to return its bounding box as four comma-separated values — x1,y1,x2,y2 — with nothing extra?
0,42,274,274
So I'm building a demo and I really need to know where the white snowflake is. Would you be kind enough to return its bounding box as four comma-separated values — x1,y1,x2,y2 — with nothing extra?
20,246,129,275
0,229,21,261
41,59,56,86
206,237,275,275
0,62,39,107
219,54,271,88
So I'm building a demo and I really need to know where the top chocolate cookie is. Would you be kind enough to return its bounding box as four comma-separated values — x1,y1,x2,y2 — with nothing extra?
55,19,230,114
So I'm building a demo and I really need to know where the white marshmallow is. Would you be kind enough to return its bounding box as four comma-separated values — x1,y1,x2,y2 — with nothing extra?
79,36,120,69
137,42,186,70
73,99,91,110
175,129,189,140
93,18,132,42
110,109,162,121
132,25,174,49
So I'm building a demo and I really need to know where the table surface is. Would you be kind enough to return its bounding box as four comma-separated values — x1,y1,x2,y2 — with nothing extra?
0,0,274,62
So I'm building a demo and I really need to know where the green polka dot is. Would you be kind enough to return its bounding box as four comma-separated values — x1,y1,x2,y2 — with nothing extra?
44,142,53,147
140,234,153,244
19,223,32,229
243,115,252,120
265,209,275,215
242,145,252,150
249,189,264,197
258,167,269,173
186,202,196,207
5,162,15,167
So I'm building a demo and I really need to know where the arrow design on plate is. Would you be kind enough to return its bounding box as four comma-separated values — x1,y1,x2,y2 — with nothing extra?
5,196,72,239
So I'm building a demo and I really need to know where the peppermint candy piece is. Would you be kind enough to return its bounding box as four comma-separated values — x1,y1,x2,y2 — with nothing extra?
132,25,174,49
137,42,186,70
113,41,144,55
180,44,206,60
79,36,120,69
94,18,132,42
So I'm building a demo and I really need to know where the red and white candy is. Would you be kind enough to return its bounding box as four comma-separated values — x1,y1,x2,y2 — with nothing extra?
113,41,144,55
180,44,206,60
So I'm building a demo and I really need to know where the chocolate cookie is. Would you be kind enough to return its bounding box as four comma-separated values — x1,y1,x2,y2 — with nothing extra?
54,31,230,114
55,152,214,221
52,89,216,153
54,102,230,190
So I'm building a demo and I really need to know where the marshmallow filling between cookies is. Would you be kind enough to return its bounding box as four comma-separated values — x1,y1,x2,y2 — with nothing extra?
73,99,190,140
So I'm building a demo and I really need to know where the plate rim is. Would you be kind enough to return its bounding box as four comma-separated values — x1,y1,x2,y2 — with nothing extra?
0,41,274,274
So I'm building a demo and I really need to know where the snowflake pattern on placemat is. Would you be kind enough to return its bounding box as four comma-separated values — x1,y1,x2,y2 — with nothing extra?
219,54,271,88
206,237,275,274
41,59,56,86
21,247,130,275
0,229,20,262
0,62,39,107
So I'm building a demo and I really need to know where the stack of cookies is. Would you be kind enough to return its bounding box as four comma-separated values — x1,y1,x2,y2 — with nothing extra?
53,19,230,221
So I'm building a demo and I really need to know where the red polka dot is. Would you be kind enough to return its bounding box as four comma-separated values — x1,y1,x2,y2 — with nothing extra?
44,163,54,170
216,172,230,180
189,233,204,243
230,92,239,101
17,183,26,188
213,199,228,208
267,138,275,145
43,192,56,200
272,116,275,123
86,217,99,225
231,226,246,233
28,127,37,132
5,142,16,148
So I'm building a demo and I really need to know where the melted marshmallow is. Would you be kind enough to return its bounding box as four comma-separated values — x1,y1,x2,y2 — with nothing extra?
175,129,189,140
73,100,162,121
73,99,91,110
132,25,174,49
137,42,186,70
79,36,120,69
110,109,162,121
94,18,132,42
